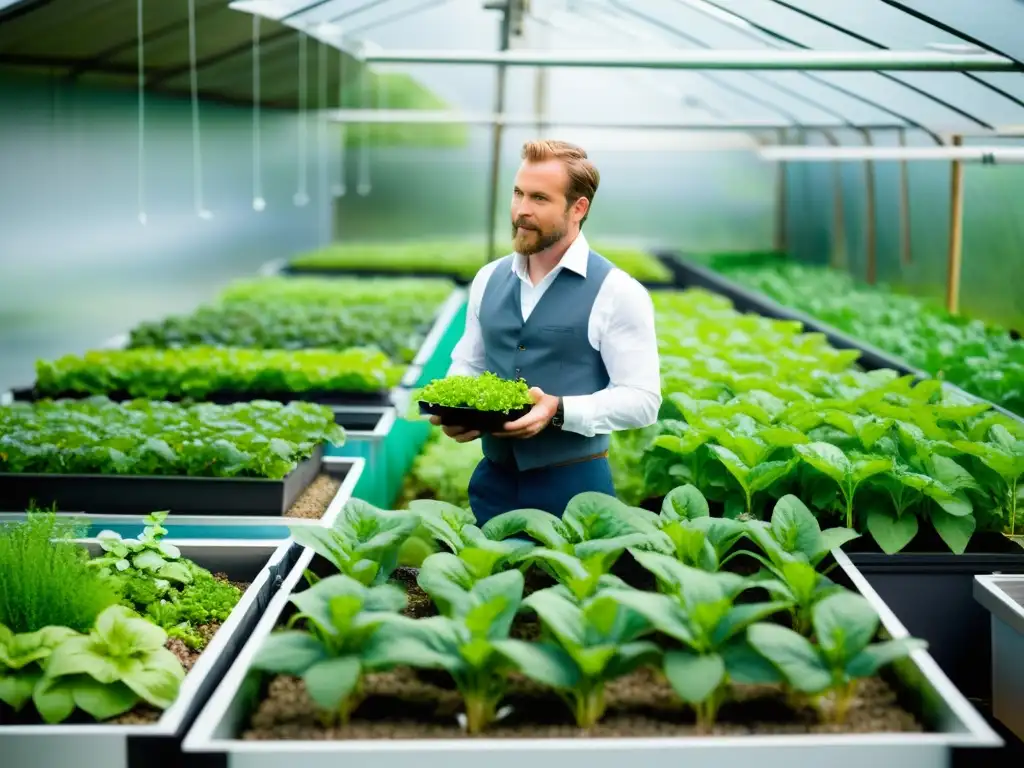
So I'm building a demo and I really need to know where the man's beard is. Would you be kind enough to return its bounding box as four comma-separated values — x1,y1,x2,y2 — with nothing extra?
512,218,566,255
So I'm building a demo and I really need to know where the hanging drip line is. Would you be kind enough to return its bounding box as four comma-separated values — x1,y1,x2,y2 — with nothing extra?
294,30,309,207
334,49,346,197
317,37,329,239
252,12,265,211
188,0,211,219
136,0,146,225
357,59,372,196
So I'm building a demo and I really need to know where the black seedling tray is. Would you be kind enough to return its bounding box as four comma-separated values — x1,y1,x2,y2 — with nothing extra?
419,401,531,432
10,385,392,408
0,444,324,517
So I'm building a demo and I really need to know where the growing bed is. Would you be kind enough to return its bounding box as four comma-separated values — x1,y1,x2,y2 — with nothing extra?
0,511,300,768
0,397,346,518
182,490,999,766
626,282,1024,699
274,240,675,288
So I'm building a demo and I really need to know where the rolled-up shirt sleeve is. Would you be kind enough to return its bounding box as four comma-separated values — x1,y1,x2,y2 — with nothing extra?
560,271,662,437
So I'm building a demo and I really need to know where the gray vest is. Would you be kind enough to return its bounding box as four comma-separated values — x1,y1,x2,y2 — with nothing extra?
479,249,613,471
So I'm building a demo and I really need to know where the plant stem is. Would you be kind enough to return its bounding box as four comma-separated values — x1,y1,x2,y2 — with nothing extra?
464,692,497,735
1010,479,1019,537
573,685,607,729
821,680,857,724
694,686,723,733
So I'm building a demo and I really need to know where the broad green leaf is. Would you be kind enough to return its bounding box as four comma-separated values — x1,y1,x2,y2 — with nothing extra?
663,650,725,703
845,638,927,678
812,591,879,660
303,656,363,711
930,509,976,555
866,507,919,554
746,623,832,694
661,484,710,521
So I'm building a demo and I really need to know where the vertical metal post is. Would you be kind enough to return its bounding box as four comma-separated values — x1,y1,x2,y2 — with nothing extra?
823,130,846,269
858,127,878,285
773,128,788,254
898,127,912,265
485,0,513,263
946,134,965,313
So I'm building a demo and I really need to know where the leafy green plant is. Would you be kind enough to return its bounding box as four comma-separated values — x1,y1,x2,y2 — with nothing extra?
250,575,407,724
0,624,80,714
497,588,660,728
290,500,420,586
0,397,343,479
481,492,670,601
0,510,123,635
607,554,787,730
402,428,483,507
290,241,490,279
655,484,746,571
218,276,454,308
89,511,192,591
417,372,533,413
32,605,186,723
128,298,444,363
370,570,526,733
710,259,1024,417
35,346,403,399
411,499,534,582
638,287,1024,552
748,591,926,724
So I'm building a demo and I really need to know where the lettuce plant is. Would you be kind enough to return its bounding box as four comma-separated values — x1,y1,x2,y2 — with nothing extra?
291,500,420,586
748,591,926,724
0,624,79,713
607,555,787,730
32,605,186,723
252,575,407,724
369,570,526,733
418,371,533,412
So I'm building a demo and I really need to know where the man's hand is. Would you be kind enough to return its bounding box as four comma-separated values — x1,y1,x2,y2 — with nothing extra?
428,415,481,443
495,387,559,439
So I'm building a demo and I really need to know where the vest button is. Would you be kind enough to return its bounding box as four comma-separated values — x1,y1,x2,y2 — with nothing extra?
518,344,526,351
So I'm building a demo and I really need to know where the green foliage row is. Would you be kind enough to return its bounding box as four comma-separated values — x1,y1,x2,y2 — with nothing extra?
0,397,344,479
35,346,402,400
417,371,533,413
708,259,1024,417
401,427,482,509
0,510,243,724
252,490,921,734
218,275,455,308
289,240,673,283
127,301,439,364
615,289,1024,554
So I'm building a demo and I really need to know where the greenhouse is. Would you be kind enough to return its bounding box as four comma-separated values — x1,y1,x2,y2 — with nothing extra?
1,0,1024,766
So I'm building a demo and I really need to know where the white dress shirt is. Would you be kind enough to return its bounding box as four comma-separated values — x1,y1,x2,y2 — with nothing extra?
448,232,662,437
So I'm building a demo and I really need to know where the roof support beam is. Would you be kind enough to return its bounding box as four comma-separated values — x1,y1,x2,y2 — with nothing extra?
758,145,1024,163
358,48,1020,71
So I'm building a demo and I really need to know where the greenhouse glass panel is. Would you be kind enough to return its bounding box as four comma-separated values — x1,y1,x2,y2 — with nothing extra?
893,0,1024,62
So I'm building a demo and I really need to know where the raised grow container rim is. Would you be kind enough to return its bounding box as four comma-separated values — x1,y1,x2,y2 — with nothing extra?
0,455,364,530
974,574,1024,635
181,547,1002,758
0,537,294,736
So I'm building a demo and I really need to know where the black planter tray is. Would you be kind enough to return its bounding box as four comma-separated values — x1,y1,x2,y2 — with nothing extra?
9,385,393,408
281,263,471,286
656,251,1024,426
846,533,1024,702
0,444,324,517
419,401,531,432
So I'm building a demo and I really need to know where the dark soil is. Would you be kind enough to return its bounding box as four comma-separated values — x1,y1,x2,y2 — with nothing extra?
391,567,437,619
242,666,923,740
285,473,343,520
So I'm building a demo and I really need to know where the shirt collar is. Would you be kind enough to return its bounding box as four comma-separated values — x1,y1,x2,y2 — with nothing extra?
512,231,590,282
